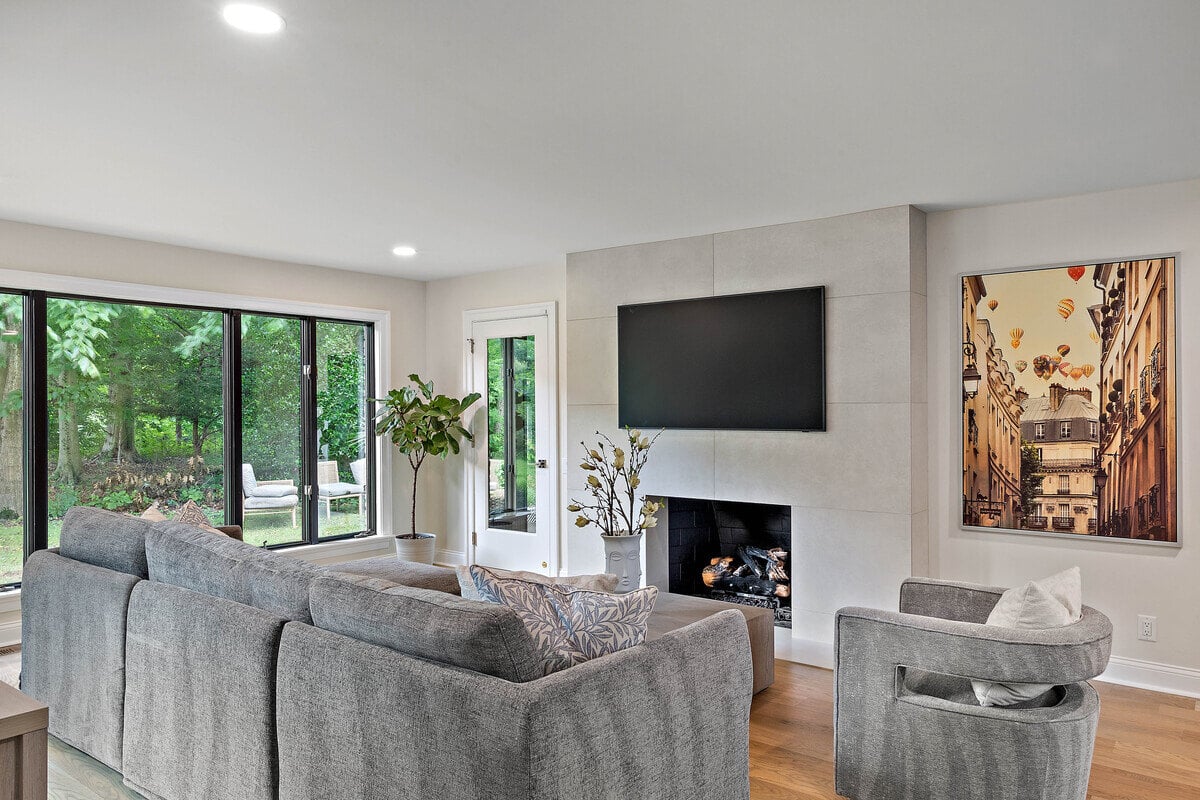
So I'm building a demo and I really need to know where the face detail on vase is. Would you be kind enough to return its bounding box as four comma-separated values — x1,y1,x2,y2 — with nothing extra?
606,537,642,589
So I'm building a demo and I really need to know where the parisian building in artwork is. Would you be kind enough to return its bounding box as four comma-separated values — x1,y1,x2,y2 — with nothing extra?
1093,258,1177,541
1020,384,1099,534
962,276,1023,529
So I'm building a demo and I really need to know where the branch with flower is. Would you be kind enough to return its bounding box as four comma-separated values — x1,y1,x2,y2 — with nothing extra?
567,428,664,536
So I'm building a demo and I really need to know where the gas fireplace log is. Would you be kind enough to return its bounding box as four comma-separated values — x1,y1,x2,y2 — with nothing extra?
737,546,766,578
708,575,790,598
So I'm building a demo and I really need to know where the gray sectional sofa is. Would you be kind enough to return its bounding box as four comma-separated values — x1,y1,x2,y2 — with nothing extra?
21,507,754,800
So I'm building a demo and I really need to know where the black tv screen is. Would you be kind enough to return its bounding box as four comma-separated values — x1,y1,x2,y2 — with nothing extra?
617,287,825,431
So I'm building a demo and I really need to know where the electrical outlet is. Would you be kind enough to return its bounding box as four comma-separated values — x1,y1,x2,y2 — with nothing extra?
1137,614,1157,642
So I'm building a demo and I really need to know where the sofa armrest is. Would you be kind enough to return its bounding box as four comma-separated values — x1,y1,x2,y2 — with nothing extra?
899,577,1005,623
836,605,1112,685
525,609,753,800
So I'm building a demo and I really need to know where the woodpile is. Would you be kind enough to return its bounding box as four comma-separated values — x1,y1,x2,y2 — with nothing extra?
701,546,789,598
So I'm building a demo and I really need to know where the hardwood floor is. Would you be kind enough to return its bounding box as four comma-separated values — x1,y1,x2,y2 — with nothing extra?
4,649,1199,799
752,661,1200,799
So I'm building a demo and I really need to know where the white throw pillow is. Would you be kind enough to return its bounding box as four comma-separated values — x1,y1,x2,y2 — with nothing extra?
972,567,1082,707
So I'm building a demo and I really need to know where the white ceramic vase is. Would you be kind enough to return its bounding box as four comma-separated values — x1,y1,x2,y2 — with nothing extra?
601,532,643,593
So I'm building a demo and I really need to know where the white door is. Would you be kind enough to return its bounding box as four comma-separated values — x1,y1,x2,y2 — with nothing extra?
467,308,556,573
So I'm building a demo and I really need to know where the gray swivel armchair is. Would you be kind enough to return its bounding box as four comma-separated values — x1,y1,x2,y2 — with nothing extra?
834,577,1113,800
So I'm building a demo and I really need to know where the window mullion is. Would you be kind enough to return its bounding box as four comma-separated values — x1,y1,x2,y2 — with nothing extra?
300,318,318,544
23,291,48,559
224,310,244,529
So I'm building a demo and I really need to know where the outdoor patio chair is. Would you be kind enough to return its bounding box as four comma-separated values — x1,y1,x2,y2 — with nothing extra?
317,458,365,519
241,463,299,527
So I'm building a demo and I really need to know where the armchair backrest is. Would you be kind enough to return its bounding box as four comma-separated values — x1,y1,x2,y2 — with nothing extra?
317,460,339,485
350,458,367,487
241,463,257,496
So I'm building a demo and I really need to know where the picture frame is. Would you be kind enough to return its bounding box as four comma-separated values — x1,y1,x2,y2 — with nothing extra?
959,256,1178,545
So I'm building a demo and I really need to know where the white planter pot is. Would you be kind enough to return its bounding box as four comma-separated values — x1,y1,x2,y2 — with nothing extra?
394,533,436,564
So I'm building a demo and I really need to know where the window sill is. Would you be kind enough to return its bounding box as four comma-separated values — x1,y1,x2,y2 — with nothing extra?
272,533,394,564
0,535,396,615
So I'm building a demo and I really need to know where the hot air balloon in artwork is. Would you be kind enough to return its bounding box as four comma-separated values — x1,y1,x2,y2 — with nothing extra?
1058,361,1072,377
1010,327,1024,340
1070,367,1084,381
1058,298,1075,319
1010,339,1021,349
1032,355,1053,379
1067,266,1086,282
1081,364,1095,378
1057,344,1071,357
987,299,999,311
1015,360,1028,373
1050,356,1062,369
1089,331,1100,343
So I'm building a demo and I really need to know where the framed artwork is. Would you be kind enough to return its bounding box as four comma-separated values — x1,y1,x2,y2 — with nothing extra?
960,257,1177,544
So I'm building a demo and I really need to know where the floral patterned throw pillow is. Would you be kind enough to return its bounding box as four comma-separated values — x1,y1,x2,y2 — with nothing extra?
467,565,658,674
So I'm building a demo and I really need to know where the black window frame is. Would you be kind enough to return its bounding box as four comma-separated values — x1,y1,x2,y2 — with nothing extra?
0,290,378,589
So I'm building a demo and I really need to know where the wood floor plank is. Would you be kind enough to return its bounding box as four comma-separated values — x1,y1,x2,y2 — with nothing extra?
751,661,1200,800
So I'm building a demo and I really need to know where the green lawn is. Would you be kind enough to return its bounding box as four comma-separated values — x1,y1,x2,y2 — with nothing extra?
0,505,370,587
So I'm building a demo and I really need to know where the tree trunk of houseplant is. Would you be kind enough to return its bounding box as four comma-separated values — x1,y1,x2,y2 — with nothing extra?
394,451,436,564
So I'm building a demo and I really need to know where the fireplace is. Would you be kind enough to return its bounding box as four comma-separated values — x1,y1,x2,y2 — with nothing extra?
662,497,791,628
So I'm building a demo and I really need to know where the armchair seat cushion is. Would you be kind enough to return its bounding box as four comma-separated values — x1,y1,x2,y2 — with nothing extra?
249,484,298,498
245,494,299,510
318,482,363,497
904,668,1061,709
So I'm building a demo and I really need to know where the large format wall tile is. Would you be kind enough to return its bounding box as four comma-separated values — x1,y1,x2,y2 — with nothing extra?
713,206,912,298
826,292,913,404
566,234,714,320
789,506,913,617
566,317,618,405
713,403,914,515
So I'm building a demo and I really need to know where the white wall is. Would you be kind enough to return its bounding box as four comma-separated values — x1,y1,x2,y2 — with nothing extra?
926,179,1200,688
422,263,566,565
565,206,928,652
0,219,427,641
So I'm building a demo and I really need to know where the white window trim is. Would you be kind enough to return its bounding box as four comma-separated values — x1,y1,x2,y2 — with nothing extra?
0,265,396,558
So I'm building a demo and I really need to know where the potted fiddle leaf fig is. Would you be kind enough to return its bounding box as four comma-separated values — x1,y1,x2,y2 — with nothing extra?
376,374,481,563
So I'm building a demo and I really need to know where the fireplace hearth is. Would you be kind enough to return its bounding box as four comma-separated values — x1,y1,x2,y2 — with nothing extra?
663,497,791,628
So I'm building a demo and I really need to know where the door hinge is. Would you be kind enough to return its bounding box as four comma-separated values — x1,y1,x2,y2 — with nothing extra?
468,337,475,354
303,485,312,498
303,364,312,378
471,530,477,546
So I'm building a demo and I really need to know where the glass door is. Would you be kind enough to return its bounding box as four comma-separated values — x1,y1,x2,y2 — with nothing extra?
470,313,554,573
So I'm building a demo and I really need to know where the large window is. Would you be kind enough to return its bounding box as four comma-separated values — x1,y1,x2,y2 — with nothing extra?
0,291,376,589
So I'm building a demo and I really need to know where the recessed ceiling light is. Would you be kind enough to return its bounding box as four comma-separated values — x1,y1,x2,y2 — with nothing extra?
222,4,285,35
392,245,418,258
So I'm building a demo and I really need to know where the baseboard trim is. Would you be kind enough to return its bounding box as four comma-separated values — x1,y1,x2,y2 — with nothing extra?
434,549,466,567
1098,655,1200,699
0,619,20,648
775,633,835,670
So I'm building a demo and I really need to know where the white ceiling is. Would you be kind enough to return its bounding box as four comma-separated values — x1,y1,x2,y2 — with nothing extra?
2,1,1198,280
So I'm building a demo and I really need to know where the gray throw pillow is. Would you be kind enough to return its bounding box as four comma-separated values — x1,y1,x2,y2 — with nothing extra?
454,564,618,601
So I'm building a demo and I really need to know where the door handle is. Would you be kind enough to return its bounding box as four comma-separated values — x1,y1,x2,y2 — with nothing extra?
541,562,548,569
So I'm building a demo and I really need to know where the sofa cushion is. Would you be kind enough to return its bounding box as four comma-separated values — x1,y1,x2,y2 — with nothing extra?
334,557,461,595
60,506,152,578
318,481,362,497
467,566,658,673
454,564,618,601
308,575,544,682
145,522,323,622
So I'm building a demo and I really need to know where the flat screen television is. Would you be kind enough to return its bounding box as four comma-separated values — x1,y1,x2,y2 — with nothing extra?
617,286,825,431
